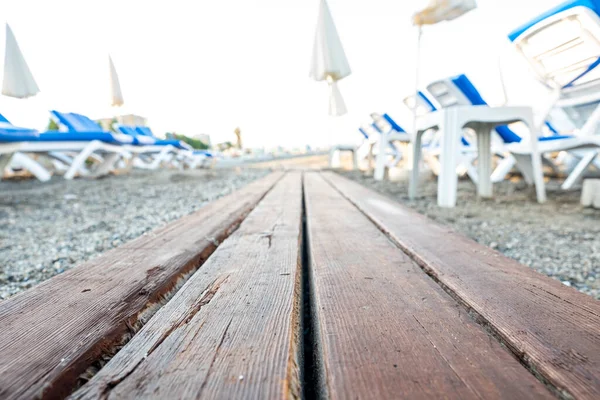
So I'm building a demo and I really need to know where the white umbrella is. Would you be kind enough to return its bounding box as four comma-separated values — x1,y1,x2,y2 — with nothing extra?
2,23,40,99
109,55,124,107
309,0,351,116
413,0,477,26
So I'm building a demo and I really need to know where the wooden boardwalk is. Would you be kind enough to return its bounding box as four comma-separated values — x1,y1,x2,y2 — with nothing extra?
0,171,599,399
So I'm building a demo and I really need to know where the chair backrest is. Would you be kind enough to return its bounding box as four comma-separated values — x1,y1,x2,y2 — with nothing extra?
51,111,104,132
371,113,406,135
135,126,155,137
426,74,523,143
509,0,600,126
402,91,438,116
358,127,369,139
115,124,139,136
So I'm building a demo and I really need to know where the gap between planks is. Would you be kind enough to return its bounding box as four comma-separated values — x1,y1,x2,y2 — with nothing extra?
303,172,551,399
71,172,305,400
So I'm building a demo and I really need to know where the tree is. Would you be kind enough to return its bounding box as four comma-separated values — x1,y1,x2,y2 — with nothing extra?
167,132,209,150
47,118,59,131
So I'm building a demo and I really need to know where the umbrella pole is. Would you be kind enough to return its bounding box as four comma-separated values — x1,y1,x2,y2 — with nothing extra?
412,25,422,138
410,25,423,172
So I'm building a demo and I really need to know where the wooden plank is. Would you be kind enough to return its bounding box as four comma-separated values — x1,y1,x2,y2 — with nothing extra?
72,172,303,399
0,172,283,400
323,171,600,399
303,172,551,399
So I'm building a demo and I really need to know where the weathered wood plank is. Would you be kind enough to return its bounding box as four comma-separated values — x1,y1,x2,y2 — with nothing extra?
323,171,600,399
0,172,283,400
304,172,551,399
72,172,303,399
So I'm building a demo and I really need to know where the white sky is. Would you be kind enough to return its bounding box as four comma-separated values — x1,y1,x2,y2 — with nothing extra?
0,0,564,148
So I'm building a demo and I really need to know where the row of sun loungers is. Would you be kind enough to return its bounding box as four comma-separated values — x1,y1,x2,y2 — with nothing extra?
0,111,213,181
334,0,600,206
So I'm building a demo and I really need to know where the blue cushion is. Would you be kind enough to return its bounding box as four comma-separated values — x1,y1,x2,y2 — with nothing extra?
194,150,213,157
450,74,523,143
34,131,134,144
134,126,155,137
418,91,437,111
382,114,406,133
116,125,157,145
538,135,574,141
508,0,600,42
0,130,40,142
51,111,103,132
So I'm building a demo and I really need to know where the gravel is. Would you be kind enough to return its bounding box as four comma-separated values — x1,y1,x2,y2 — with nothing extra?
338,169,600,299
0,168,269,300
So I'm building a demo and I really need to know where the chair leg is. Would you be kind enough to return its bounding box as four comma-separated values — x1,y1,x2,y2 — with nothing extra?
65,142,102,180
512,153,535,185
409,133,423,200
92,153,122,177
562,151,598,190
11,152,52,182
462,153,479,184
491,154,516,183
437,109,461,208
0,153,13,174
579,104,600,136
374,134,388,181
476,125,493,198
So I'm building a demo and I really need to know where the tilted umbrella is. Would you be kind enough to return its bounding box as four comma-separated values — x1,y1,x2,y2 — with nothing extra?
109,55,124,107
309,0,351,116
2,23,40,99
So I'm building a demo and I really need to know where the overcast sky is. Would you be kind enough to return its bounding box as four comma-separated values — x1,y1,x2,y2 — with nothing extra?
0,0,563,148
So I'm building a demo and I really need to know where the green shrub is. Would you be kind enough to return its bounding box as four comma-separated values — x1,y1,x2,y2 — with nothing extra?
166,132,209,150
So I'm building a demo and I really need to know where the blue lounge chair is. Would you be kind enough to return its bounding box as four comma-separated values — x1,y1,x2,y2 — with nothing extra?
0,112,134,181
133,126,215,168
426,74,600,189
507,0,600,188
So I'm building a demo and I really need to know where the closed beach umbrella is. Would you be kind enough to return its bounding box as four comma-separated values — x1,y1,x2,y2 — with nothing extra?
2,23,40,99
309,0,351,116
109,55,124,107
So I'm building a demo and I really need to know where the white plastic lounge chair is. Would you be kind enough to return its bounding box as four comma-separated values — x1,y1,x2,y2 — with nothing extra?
401,91,487,181
0,112,133,181
426,74,600,190
115,125,180,170
132,126,214,169
370,113,410,180
508,0,600,185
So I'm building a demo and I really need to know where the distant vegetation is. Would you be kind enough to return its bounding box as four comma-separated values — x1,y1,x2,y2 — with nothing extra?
46,119,59,131
166,133,209,150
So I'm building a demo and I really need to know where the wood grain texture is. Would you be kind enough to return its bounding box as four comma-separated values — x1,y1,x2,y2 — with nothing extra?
323,171,600,399
304,172,551,399
72,172,303,400
0,172,283,400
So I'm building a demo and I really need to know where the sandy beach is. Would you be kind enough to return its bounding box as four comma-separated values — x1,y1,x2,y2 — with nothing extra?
339,168,600,299
0,169,269,300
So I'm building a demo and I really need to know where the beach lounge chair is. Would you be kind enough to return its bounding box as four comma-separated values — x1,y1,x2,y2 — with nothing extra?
115,125,182,170
399,91,485,180
133,126,214,169
0,112,133,181
508,0,600,186
371,113,411,180
425,74,600,190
